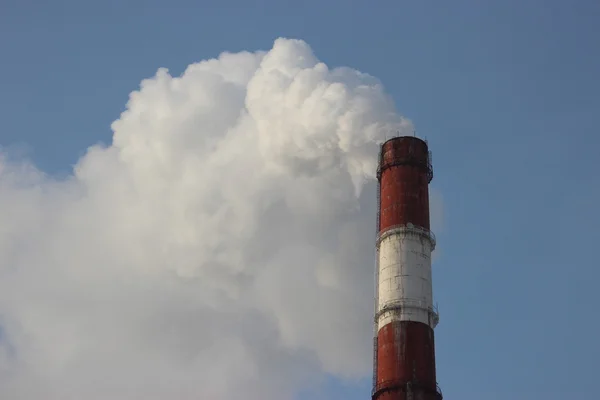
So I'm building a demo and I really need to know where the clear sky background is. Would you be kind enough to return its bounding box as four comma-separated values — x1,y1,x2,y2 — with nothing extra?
1,1,599,399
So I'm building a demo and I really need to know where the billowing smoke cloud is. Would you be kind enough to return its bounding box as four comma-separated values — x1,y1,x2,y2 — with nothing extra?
0,38,437,399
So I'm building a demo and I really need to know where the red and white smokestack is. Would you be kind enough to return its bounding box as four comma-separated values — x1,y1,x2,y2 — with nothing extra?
372,136,442,400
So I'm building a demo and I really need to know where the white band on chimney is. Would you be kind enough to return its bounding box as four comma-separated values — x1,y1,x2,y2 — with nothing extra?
376,226,438,331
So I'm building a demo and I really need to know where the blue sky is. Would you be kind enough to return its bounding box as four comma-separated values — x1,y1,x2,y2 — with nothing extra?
1,1,599,399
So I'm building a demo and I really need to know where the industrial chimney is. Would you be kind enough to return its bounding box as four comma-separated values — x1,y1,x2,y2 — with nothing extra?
372,136,442,400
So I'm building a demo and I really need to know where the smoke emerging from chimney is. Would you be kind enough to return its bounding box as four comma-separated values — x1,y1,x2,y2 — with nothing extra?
0,38,440,400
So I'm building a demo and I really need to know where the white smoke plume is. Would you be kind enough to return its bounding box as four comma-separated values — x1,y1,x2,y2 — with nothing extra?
0,38,429,399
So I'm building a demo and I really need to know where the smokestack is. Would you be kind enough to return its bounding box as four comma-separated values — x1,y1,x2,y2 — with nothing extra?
372,136,442,400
